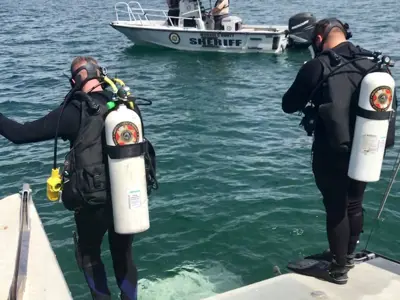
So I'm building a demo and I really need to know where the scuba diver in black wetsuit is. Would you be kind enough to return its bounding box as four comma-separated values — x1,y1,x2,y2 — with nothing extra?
0,56,158,299
282,18,397,284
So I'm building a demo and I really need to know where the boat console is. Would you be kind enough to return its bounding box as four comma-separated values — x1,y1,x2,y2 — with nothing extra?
179,0,203,28
221,16,243,31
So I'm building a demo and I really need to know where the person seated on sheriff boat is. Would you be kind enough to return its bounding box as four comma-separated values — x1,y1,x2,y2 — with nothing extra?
211,0,229,30
167,0,180,26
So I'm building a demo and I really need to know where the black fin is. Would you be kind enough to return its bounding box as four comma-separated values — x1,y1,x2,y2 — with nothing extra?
287,258,348,285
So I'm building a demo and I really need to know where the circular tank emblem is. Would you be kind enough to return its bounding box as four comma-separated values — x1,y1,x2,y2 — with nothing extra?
169,32,181,44
112,121,139,145
369,86,392,111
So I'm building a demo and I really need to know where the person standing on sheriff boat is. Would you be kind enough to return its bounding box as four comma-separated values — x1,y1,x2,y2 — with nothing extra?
212,0,229,30
167,0,180,26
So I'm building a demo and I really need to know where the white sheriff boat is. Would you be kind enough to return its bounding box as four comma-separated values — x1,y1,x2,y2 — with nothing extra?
109,1,317,54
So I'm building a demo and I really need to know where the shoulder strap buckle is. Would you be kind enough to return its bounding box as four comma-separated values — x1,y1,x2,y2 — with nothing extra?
326,49,343,66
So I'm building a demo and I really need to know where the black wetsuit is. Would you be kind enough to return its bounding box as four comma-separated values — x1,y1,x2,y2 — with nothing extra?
0,91,138,300
282,41,396,267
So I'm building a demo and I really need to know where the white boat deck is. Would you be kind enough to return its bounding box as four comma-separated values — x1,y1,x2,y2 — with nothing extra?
203,255,400,300
2,184,399,300
0,184,72,300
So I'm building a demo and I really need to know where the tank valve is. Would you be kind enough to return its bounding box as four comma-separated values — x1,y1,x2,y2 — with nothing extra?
117,86,131,101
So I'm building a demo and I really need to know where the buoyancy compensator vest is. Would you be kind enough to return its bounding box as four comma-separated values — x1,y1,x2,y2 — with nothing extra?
301,47,396,152
61,90,157,211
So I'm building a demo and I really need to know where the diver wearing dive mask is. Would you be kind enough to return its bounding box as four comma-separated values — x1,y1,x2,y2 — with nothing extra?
0,56,157,300
281,18,397,285
308,18,352,59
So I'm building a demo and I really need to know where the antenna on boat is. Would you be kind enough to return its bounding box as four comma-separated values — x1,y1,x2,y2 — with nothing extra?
364,148,400,250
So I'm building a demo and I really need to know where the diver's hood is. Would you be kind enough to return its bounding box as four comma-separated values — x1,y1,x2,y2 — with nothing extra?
308,41,359,59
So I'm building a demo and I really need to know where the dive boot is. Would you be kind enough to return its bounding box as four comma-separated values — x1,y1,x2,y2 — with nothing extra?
327,260,348,285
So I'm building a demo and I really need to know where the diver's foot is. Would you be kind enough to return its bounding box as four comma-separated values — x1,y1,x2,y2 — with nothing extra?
346,253,355,269
305,249,355,269
328,261,348,285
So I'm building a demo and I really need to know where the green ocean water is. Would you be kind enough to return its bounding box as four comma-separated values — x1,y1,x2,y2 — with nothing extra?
0,0,400,299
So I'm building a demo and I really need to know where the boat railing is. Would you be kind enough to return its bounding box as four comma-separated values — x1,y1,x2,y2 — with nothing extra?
114,1,167,23
8,183,32,300
114,1,204,28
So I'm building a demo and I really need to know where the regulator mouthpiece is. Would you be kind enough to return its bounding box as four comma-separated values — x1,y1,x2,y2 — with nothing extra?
47,168,62,201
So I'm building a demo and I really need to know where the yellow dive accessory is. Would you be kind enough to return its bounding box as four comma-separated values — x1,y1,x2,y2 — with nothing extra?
47,168,62,201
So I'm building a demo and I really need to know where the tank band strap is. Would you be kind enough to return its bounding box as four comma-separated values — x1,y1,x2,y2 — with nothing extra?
106,140,149,159
356,106,393,120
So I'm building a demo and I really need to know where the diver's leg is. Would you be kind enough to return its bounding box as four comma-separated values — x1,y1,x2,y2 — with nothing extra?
347,179,367,256
108,224,138,300
312,150,350,283
74,207,111,300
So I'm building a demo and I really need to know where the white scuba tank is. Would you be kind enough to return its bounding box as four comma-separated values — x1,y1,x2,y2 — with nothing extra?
105,102,150,234
348,72,395,182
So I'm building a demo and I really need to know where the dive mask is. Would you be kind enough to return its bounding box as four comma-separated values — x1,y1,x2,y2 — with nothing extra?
308,18,352,59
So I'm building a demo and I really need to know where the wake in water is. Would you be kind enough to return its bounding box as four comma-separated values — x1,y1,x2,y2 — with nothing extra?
138,261,243,300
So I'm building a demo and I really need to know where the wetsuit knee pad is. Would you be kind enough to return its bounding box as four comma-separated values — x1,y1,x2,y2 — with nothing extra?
326,210,346,226
347,200,364,215
73,231,103,271
82,259,103,271
349,211,364,233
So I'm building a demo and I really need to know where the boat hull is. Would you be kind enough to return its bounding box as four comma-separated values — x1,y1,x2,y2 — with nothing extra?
110,23,288,54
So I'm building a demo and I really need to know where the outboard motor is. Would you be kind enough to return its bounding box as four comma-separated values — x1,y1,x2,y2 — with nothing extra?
287,12,317,49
